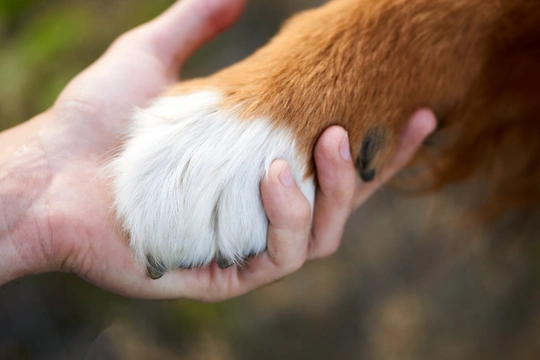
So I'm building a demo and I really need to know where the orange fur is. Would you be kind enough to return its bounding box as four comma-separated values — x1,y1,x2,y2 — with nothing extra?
167,0,540,214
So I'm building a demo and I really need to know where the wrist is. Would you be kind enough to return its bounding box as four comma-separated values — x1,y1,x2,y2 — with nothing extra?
0,117,54,285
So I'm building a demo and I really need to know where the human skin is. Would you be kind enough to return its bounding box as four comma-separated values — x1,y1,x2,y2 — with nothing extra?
0,0,436,301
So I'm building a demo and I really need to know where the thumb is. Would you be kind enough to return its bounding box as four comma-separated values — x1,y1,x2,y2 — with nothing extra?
145,0,247,71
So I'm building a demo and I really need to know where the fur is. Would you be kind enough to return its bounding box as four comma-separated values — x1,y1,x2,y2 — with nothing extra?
111,0,540,274
111,91,314,271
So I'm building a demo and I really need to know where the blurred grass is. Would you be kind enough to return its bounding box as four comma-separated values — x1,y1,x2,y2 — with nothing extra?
0,0,285,130
0,0,171,130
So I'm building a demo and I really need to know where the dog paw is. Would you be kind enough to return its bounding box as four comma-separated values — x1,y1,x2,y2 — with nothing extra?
111,91,316,275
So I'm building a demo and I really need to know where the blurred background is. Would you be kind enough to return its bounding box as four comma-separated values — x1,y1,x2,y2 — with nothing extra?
0,0,539,359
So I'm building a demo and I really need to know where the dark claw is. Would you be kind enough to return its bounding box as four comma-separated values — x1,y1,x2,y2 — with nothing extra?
217,257,234,269
244,251,258,259
178,263,197,270
146,256,166,280
360,169,376,182
357,127,385,181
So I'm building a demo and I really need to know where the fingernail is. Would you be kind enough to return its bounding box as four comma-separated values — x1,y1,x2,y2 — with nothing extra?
339,132,351,161
279,163,294,187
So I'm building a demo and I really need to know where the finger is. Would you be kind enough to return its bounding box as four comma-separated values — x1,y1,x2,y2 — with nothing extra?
354,109,437,207
308,126,357,260
144,0,247,71
262,160,312,271
237,160,312,288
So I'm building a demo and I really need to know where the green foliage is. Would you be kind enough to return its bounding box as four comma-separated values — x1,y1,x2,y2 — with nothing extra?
0,0,171,130
0,0,38,21
0,7,89,128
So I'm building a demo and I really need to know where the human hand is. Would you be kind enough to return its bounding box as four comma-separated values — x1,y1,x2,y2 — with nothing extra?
0,0,436,301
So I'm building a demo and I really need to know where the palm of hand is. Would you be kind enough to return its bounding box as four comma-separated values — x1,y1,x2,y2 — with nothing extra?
1,0,435,300
39,24,272,299
29,5,327,300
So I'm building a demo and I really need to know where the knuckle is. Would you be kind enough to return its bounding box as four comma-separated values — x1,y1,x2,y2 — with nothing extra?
283,252,307,274
317,243,340,259
294,201,313,227
113,27,152,50
274,200,311,231
321,174,357,204
269,239,308,273
309,233,342,260
112,30,137,47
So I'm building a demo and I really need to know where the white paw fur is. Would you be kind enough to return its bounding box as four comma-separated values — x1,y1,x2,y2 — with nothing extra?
111,91,315,270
